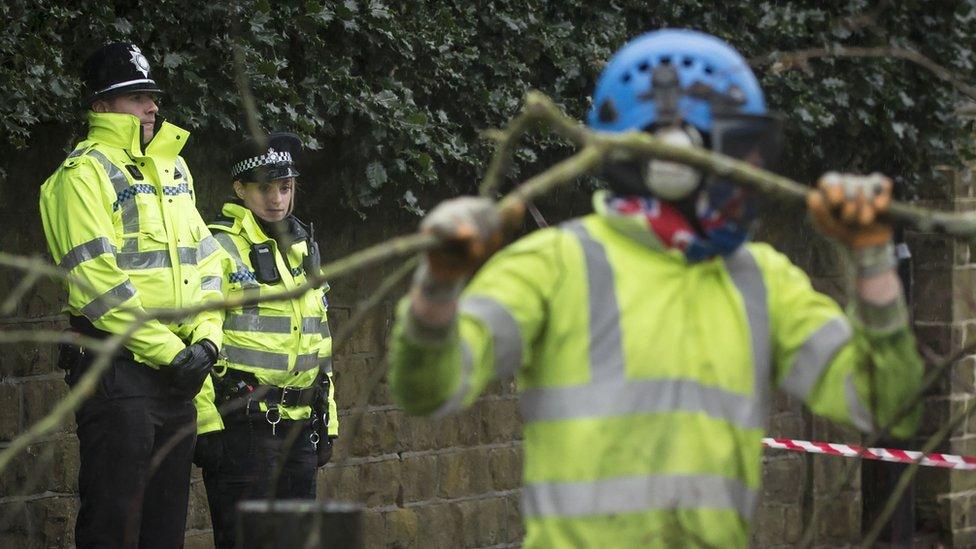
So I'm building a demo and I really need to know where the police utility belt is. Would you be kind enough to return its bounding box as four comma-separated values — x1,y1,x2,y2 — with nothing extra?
215,369,318,415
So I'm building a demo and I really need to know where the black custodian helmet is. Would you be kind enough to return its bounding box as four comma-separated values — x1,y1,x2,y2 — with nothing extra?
230,132,302,183
82,43,163,105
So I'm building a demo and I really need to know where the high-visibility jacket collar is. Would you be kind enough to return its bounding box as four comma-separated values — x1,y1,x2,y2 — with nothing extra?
221,202,274,245
592,190,688,263
86,111,189,159
219,202,309,249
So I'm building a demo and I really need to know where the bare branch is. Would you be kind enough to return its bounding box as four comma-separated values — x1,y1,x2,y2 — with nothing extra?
230,1,267,149
798,339,976,547
0,271,41,315
751,44,976,102
861,397,976,547
0,252,101,301
0,330,111,351
0,329,132,473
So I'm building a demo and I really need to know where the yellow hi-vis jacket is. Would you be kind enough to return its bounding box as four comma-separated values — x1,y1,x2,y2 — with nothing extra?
195,203,337,436
388,191,923,548
39,111,225,367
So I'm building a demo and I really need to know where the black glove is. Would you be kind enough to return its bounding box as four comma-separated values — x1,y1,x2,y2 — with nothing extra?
169,339,218,396
312,373,333,467
317,435,335,467
193,431,224,471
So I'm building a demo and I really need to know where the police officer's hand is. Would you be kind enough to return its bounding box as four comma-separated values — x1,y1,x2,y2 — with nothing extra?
317,436,335,467
420,197,503,282
193,430,224,471
169,339,218,395
807,172,894,249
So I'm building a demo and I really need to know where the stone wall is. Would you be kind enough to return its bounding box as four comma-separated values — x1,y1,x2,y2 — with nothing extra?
910,164,976,547
751,202,865,548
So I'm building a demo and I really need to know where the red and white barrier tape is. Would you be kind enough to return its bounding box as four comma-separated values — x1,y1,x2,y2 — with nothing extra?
762,437,976,471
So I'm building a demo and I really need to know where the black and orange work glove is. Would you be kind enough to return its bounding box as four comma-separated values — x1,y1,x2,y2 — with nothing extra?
807,172,894,249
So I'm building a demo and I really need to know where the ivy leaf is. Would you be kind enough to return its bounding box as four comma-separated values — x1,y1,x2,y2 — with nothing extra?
114,18,132,34
163,53,185,69
366,161,388,189
373,90,397,108
402,189,425,216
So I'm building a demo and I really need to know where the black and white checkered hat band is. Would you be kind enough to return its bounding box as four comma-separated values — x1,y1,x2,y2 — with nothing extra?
231,150,294,179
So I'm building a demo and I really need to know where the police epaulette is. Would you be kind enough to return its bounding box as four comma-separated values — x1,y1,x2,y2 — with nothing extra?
63,145,95,168
209,216,237,229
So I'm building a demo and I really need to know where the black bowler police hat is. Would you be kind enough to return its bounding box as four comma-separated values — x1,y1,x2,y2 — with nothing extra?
230,132,302,183
82,43,163,105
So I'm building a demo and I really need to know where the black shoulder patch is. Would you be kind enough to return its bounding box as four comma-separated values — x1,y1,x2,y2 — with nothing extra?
209,215,236,229
125,165,145,180
63,145,93,168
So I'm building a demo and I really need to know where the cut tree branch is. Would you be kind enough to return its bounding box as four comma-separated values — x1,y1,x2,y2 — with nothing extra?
752,45,976,102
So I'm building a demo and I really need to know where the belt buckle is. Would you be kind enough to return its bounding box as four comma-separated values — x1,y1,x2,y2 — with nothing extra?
280,386,298,407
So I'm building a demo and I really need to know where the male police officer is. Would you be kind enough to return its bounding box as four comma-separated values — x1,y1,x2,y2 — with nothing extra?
387,30,923,547
39,43,225,548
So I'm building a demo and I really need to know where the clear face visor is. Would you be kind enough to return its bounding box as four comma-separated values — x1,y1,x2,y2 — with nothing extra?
709,113,783,174
698,113,783,231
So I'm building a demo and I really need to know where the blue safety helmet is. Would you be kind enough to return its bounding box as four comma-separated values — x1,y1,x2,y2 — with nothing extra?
589,29,781,260
588,29,766,133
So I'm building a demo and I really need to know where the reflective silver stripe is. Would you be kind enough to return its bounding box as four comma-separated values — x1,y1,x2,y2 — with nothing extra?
197,235,220,261
201,276,222,292
121,238,138,253
301,317,321,335
214,233,253,274
523,474,757,519
460,295,523,378
294,354,320,372
116,250,170,270
174,158,189,182
88,149,139,233
60,238,116,271
845,374,875,432
213,232,260,300
319,356,333,374
116,249,198,269
80,280,138,321
241,287,261,315
565,220,625,379
320,321,331,338
522,378,762,428
433,339,475,418
177,247,197,265
781,317,853,400
723,246,771,431
224,314,291,334
521,220,627,420
224,345,289,370
93,78,156,94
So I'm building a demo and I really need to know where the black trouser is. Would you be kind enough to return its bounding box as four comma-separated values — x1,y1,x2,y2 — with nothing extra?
71,356,197,549
202,409,317,549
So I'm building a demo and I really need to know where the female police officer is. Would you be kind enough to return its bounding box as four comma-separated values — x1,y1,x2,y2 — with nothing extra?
192,132,338,549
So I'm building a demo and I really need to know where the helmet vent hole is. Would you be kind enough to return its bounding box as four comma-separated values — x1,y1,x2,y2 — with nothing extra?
659,56,672,65
622,73,632,83
597,99,619,124
703,64,714,75
637,61,650,72
682,57,694,68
